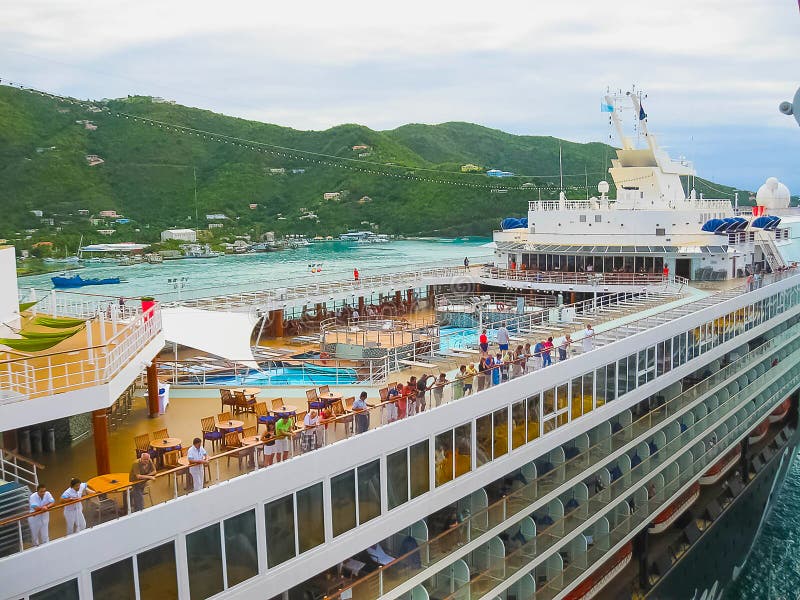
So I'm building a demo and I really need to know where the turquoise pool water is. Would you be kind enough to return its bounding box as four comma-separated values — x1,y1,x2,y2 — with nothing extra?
206,365,359,386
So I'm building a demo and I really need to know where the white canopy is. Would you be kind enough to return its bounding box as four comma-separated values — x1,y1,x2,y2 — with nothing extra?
161,307,259,369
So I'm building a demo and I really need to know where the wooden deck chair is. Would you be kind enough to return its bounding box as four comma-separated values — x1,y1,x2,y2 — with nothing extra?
233,390,256,415
379,387,389,402
217,411,233,423
223,431,251,470
134,433,152,458
306,388,325,411
151,428,169,440
270,398,285,413
318,385,331,396
242,425,258,438
201,416,223,450
255,402,270,431
220,388,236,412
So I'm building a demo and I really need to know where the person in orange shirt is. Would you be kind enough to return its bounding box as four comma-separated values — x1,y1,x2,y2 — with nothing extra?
401,376,417,419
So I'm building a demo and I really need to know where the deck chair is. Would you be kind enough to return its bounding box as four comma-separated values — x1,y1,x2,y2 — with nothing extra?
306,388,325,411
270,398,286,413
217,411,233,423
220,388,236,412
201,416,223,451
223,431,251,471
134,433,152,458
233,390,256,415
255,402,271,431
151,428,169,440
242,425,258,438
379,387,389,402
318,385,331,396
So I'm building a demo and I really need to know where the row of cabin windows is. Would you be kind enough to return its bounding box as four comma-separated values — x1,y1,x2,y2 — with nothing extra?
516,254,666,273
24,284,800,600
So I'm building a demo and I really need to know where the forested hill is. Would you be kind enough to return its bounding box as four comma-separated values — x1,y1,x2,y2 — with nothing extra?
0,85,740,244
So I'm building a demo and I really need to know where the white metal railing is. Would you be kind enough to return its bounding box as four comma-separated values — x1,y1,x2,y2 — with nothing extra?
0,305,162,400
481,267,689,290
0,448,42,487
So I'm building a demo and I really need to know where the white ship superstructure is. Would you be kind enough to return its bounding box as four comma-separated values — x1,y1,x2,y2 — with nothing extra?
0,96,799,600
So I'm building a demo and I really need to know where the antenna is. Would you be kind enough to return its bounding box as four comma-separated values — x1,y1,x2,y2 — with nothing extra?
193,166,198,231
559,143,564,193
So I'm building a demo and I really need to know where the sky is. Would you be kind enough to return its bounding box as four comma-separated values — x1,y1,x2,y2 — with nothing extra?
2,0,799,192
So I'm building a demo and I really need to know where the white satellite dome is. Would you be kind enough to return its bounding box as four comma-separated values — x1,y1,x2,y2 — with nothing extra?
756,177,791,209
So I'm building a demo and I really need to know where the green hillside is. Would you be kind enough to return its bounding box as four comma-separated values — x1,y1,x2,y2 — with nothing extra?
0,85,742,249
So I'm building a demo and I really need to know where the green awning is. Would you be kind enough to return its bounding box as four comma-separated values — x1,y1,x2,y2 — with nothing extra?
0,336,75,352
32,316,87,329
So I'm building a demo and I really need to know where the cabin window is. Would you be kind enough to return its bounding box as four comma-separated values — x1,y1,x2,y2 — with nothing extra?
454,423,473,478
527,394,541,441
476,414,492,467
387,448,409,509
656,228,665,236
512,401,526,449
579,215,587,222
265,495,296,567
358,460,381,524
595,214,602,222
31,579,79,600
410,440,430,498
138,542,178,600
225,510,259,586
187,524,224,599
494,407,509,459
92,557,135,600
331,470,357,535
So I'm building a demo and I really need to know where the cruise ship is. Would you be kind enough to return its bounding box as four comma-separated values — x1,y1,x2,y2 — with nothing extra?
1,93,800,600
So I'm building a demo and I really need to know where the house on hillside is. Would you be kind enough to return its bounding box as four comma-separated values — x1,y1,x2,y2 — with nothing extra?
30,210,43,218
291,168,306,174
77,209,90,216
461,164,482,173
358,196,372,204
208,223,224,230
323,192,341,201
206,214,228,221
521,182,536,189
269,168,286,175
99,210,118,218
352,145,369,151
76,120,97,130
249,204,258,210
487,169,514,178
85,154,105,166
96,229,116,235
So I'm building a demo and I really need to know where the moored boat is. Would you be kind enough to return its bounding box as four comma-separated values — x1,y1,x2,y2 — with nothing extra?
51,273,122,288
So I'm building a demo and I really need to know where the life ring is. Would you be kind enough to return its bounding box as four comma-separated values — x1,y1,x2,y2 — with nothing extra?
496,302,506,312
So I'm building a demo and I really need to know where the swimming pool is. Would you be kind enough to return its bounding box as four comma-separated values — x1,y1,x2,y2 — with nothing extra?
205,364,359,386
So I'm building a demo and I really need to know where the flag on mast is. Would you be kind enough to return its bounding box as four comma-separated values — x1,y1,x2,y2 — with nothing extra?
639,104,647,120
601,102,614,113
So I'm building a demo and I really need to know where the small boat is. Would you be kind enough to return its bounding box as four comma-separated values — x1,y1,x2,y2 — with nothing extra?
52,274,122,288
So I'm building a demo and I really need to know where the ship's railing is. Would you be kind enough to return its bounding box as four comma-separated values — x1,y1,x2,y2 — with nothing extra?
0,313,794,563
18,288,142,322
435,291,558,310
481,267,689,289
322,328,800,598
0,448,44,487
0,305,162,400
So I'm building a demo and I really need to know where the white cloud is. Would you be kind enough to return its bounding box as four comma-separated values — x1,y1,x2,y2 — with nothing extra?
1,0,799,189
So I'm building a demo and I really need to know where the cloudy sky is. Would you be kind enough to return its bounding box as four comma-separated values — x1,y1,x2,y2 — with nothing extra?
2,0,799,191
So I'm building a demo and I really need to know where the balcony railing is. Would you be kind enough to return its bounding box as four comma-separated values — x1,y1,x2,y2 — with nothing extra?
0,304,162,401
481,268,688,289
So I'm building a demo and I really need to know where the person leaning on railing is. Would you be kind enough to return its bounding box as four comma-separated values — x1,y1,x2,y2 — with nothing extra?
129,453,156,512
28,483,55,546
275,413,294,462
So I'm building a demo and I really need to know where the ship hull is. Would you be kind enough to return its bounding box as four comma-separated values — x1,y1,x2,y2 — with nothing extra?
646,428,799,600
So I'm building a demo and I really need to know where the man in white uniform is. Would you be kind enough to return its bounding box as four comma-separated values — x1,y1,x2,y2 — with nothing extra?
582,324,595,353
61,477,95,535
187,437,209,492
28,484,55,546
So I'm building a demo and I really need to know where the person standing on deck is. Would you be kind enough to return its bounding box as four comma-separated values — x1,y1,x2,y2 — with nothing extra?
479,329,489,353
353,392,370,434
353,267,359,282
542,337,554,367
464,257,470,271
28,484,54,546
432,372,449,407
496,322,510,352
558,334,572,361
582,324,595,354
129,453,156,512
464,363,477,395
275,414,294,462
187,438,209,492
61,477,94,534
663,264,669,279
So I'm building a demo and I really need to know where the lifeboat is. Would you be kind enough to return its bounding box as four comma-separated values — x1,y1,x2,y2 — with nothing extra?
769,398,791,423
649,483,700,534
564,542,633,600
748,418,770,444
700,446,741,485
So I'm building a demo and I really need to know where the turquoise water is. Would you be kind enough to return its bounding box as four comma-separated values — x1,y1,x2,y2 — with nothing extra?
206,365,359,386
20,239,492,300
725,455,800,599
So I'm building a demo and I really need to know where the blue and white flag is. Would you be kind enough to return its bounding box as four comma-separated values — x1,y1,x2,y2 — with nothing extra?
601,103,614,113
639,104,647,120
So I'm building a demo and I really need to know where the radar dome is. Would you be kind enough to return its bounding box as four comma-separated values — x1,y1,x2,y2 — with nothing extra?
598,181,610,194
756,177,791,209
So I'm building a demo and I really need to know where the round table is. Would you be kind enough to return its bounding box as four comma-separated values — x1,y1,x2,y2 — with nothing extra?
241,436,262,446
87,473,130,494
238,388,261,397
216,420,244,433
273,406,297,418
150,437,182,452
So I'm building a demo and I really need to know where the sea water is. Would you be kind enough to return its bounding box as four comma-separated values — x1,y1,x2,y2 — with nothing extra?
20,239,492,300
